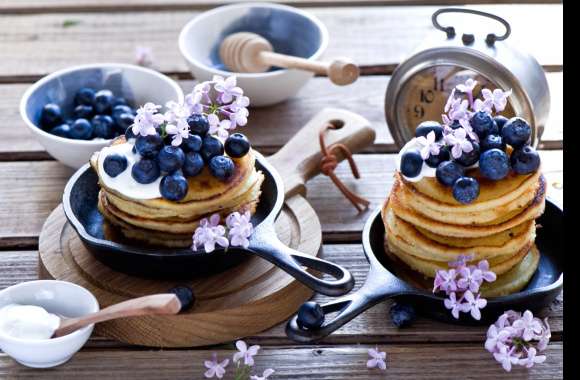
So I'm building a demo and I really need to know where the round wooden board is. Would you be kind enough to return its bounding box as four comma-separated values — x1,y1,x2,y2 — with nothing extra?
38,194,321,348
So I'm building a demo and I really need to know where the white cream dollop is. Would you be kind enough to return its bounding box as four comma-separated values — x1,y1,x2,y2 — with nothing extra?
396,138,437,182
97,142,162,200
0,304,60,340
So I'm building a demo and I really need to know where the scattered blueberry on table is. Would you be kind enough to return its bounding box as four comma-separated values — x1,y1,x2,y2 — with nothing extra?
40,87,136,140
296,301,325,330
389,302,416,328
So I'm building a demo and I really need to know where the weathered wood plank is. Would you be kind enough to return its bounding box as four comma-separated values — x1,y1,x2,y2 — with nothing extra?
0,72,563,160
0,343,563,379
0,5,563,79
0,152,563,247
0,248,562,346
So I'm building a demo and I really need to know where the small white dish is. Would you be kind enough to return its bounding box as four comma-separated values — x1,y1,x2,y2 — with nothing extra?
20,63,184,169
0,280,99,368
179,2,328,106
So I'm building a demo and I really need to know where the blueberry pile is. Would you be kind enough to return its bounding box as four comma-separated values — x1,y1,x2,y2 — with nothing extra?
103,113,251,202
39,88,136,140
401,114,540,204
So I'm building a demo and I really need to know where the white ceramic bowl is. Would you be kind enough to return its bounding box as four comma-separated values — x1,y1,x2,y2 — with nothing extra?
20,63,184,169
179,2,328,106
0,280,99,368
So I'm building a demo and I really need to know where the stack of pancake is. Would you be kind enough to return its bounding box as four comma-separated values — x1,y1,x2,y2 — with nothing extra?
382,168,546,297
91,138,264,248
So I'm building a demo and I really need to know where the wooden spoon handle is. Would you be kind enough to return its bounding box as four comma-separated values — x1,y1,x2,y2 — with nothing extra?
53,294,181,338
258,51,359,85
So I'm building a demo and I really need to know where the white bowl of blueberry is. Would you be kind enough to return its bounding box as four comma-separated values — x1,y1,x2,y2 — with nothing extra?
20,63,184,169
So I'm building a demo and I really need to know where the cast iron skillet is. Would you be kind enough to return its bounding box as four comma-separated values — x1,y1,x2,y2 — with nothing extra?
286,199,563,341
62,152,354,296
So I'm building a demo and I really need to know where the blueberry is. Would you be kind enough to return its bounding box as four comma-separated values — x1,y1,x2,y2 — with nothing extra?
454,141,480,167
135,134,163,158
168,285,195,312
160,172,189,201
187,114,210,136
73,105,94,120
296,301,324,330
158,145,185,173
209,155,235,181
481,134,505,152
49,123,70,138
449,120,462,129
225,133,251,158
125,126,137,141
400,149,423,178
40,103,63,129
91,115,115,139
415,121,443,140
479,149,510,180
182,134,203,152
74,88,96,106
111,96,128,108
112,105,134,119
510,145,540,175
452,176,480,204
115,113,135,131
131,158,160,184
494,115,509,132
183,152,204,177
103,154,128,177
501,117,531,148
94,89,114,114
69,118,93,140
470,111,498,138
389,302,416,328
425,146,450,168
201,136,224,162
436,161,465,187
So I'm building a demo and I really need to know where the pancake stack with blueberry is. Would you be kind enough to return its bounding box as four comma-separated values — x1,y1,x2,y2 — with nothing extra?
382,86,545,297
90,82,264,248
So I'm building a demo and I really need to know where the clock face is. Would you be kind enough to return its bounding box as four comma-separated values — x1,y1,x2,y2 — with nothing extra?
399,65,515,134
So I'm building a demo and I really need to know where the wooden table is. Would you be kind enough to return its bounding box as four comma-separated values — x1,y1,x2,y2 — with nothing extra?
0,1,563,378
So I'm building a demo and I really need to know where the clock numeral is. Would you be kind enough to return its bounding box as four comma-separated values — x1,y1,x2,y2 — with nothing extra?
433,77,444,92
420,89,435,104
413,105,425,118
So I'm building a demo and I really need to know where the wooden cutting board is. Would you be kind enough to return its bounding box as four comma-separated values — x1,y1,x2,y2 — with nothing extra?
38,108,375,347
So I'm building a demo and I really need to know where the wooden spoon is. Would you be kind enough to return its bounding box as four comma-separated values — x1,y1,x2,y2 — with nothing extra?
52,294,182,338
219,32,359,86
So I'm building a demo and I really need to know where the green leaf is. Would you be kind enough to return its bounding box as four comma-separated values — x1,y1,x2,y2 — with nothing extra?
62,19,81,28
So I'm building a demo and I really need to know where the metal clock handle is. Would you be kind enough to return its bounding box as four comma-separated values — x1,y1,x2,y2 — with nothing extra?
431,8,511,46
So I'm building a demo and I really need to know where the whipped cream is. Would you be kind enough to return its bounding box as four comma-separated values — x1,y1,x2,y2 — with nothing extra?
0,304,60,340
396,138,436,182
97,142,162,200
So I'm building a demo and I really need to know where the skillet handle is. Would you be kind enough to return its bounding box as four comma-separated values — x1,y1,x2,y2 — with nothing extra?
285,266,413,342
249,225,354,296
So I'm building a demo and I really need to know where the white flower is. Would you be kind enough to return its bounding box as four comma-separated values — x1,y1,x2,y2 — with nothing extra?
415,131,441,160
456,78,478,94
192,214,229,253
473,98,493,114
164,100,190,124
208,113,231,140
165,119,190,146
250,369,275,380
131,102,164,136
204,353,229,379
232,340,260,366
482,88,512,113
444,127,473,159
226,211,254,249
367,346,387,370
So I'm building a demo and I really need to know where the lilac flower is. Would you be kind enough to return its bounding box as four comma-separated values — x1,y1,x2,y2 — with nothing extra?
367,346,387,370
131,102,164,136
513,310,543,341
456,78,478,107
458,118,479,142
537,318,551,351
462,290,487,320
482,88,512,113
204,353,229,379
444,88,457,113
213,75,243,104
208,113,231,140
448,253,474,267
444,127,473,160
192,214,229,253
448,99,470,122
250,369,275,380
477,260,497,283
456,266,483,293
433,268,457,293
226,211,254,249
443,292,465,319
233,340,260,366
493,345,520,372
415,131,441,160
473,98,493,114
496,310,522,329
228,95,250,129
485,324,513,353
165,119,189,146
164,100,190,124
519,347,546,368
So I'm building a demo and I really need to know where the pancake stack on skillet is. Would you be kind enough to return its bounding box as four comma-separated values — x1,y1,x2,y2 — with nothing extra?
91,136,264,248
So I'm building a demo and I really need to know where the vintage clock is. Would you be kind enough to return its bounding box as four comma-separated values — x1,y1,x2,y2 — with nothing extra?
385,8,550,148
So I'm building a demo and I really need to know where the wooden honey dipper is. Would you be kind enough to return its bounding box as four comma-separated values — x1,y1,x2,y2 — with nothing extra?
219,32,360,86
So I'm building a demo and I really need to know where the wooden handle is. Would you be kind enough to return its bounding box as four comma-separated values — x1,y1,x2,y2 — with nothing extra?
53,294,181,338
268,108,375,198
259,52,359,85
